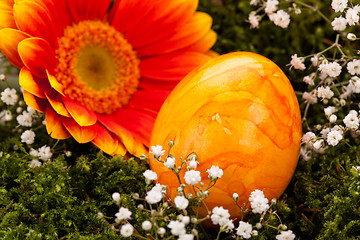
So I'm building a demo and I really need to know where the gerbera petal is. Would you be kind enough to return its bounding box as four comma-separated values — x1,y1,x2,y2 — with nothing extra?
97,113,148,156
18,37,56,78
44,90,70,117
129,89,170,112
138,77,179,91
45,105,71,139
46,70,65,96
136,12,213,56
19,67,51,98
113,142,127,156
0,28,30,68
125,0,198,48
62,97,97,127
65,0,111,23
92,124,119,155
22,90,47,113
0,0,13,12
140,51,211,80
13,0,58,47
184,29,217,53
62,117,97,143
109,0,154,33
0,10,16,29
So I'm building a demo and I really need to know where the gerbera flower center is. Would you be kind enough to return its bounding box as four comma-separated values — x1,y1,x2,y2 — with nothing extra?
54,20,140,114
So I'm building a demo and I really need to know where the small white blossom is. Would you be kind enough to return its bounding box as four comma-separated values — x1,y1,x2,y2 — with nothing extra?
20,130,36,145
149,145,165,158
271,10,291,28
249,189,270,214
17,111,33,127
311,55,319,66
250,0,260,6
142,220,152,231
303,75,315,86
207,165,223,180
143,169,158,181
38,145,52,161
319,62,342,78
317,86,334,100
145,184,165,204
3,110,12,121
184,170,201,185
174,195,189,210
115,207,132,222
236,221,253,239
313,140,324,150
29,159,42,168
347,60,360,75
222,219,235,232
324,106,336,116
347,33,357,41
167,220,186,236
211,206,231,226
29,148,39,157
112,192,121,203
343,111,359,130
331,16,347,31
329,114,337,123
164,157,176,169
290,54,305,70
158,227,166,236
1,88,18,105
346,6,360,26
331,0,348,12
326,129,343,146
300,147,311,161
188,159,198,169
302,92,318,104
120,223,134,237
276,230,296,240
248,12,260,29
265,0,279,14
302,131,316,147
181,216,190,225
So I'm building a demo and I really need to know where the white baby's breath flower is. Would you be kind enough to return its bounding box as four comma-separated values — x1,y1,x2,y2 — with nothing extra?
319,62,342,77
211,206,231,226
343,111,359,130
1,88,18,105
326,129,343,146
188,159,198,169
317,86,334,100
303,75,315,86
271,10,291,28
143,169,158,181
29,148,39,157
3,110,12,121
248,12,260,29
331,16,347,31
346,6,360,26
347,60,360,75
311,55,319,66
112,192,121,203
207,165,223,180
184,170,201,185
29,159,42,168
17,111,33,127
290,54,305,70
157,227,166,236
20,130,35,145
250,0,260,6
164,157,176,169
249,189,269,214
236,221,253,239
178,234,194,240
145,183,165,204
302,131,316,147
329,114,337,123
300,147,311,161
142,220,152,231
38,145,52,161
174,195,189,210
115,207,132,222
167,220,186,236
324,106,336,117
331,0,348,12
276,230,296,240
120,223,134,237
265,0,279,14
149,145,165,158
313,140,324,150
302,92,318,104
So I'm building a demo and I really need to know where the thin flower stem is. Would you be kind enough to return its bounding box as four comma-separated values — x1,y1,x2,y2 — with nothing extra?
215,229,222,240
294,0,331,24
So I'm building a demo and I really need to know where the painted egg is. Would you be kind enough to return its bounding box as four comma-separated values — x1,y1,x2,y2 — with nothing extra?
149,52,302,221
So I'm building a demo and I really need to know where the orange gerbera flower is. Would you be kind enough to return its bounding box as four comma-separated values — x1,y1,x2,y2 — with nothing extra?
0,0,216,156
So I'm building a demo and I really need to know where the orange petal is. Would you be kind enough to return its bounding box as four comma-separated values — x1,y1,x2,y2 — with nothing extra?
138,77,179,91
62,117,97,143
92,124,119,155
125,0,198,48
0,28,30,68
0,10,16,29
13,1,58,48
129,89,170,112
22,90,47,113
137,12,213,56
46,70,65,96
18,37,56,78
65,0,111,23
62,97,97,127
44,90,70,117
185,30,217,53
113,141,127,156
139,51,211,80
19,67,51,98
0,0,14,12
110,0,154,33
45,105,71,139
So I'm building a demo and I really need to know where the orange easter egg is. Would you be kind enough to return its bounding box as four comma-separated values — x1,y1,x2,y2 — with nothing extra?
149,52,302,221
